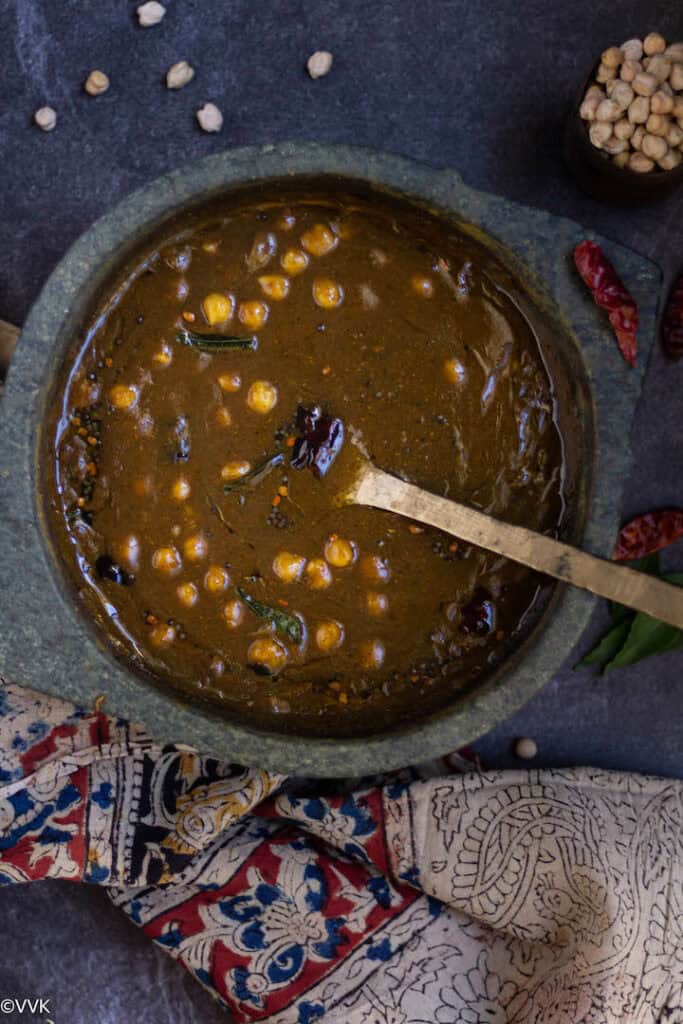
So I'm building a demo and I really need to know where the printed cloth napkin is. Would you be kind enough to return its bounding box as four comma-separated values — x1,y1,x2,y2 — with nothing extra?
0,679,681,1023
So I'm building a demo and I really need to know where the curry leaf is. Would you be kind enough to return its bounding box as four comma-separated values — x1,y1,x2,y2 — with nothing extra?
577,619,633,671
609,552,660,624
176,328,257,352
223,453,284,493
604,573,683,672
236,588,302,644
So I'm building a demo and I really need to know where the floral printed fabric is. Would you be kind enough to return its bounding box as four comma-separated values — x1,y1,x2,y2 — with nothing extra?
0,679,681,1024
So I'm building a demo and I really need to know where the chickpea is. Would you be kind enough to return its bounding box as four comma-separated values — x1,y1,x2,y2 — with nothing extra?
272,551,307,583
223,599,245,628
301,222,338,257
671,63,683,91
589,121,613,148
659,148,681,170
238,300,269,330
258,275,290,300
613,118,634,140
643,32,666,57
619,59,641,83
603,136,628,155
666,123,683,148
315,620,344,652
152,546,182,575
215,406,233,428
410,274,434,297
596,63,616,83
612,151,630,168
651,90,674,115
117,534,140,571
150,623,176,647
629,152,655,172
202,292,234,326
606,80,633,111
621,38,643,63
153,341,173,366
171,476,191,501
641,133,668,160
366,590,389,617
632,72,657,97
218,372,242,393
443,356,466,385
221,460,252,482
674,96,683,119
646,113,670,137
631,125,646,149
246,380,278,414
360,554,391,585
601,46,623,69
281,248,309,276
646,55,671,83
596,98,621,122
579,93,601,121
305,558,333,590
183,533,208,562
324,536,357,568
358,639,385,670
204,565,230,593
247,637,289,674
312,278,344,309
277,210,296,231
176,582,199,608
628,96,650,124
109,384,139,411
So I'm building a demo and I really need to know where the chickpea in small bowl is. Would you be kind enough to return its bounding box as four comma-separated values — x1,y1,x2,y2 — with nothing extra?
564,32,683,204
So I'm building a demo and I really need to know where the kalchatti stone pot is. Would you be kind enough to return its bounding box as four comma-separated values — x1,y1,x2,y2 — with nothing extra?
0,143,659,776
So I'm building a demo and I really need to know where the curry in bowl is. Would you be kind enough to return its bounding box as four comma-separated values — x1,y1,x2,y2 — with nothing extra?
45,184,567,737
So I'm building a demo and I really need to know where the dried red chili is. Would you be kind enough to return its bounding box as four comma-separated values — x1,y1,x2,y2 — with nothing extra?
661,272,683,360
613,509,683,561
290,404,344,478
573,241,638,367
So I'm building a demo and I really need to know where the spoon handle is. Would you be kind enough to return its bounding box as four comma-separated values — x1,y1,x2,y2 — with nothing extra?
353,464,683,630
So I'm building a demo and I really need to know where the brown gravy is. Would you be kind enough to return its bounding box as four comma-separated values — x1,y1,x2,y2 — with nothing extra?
45,185,567,737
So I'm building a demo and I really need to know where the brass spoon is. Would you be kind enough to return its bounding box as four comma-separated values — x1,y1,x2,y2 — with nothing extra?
342,458,683,630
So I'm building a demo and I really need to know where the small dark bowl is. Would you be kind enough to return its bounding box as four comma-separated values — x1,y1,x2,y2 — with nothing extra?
564,62,683,205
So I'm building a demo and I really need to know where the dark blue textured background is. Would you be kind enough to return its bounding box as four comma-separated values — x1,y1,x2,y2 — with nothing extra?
0,1,681,1020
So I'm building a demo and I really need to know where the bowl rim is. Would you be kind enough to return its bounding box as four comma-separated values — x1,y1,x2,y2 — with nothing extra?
0,141,658,776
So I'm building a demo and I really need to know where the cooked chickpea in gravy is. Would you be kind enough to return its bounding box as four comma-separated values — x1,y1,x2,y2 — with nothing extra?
46,184,568,737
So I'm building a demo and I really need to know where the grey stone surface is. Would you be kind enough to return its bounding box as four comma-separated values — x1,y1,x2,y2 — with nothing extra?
0,0,681,1021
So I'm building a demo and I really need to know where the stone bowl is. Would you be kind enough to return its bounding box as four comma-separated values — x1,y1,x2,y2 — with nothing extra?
0,143,659,776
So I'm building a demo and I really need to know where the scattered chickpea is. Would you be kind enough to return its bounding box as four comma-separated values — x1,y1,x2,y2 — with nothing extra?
312,278,344,309
305,558,333,590
221,460,252,482
238,300,269,330
643,32,666,56
171,477,191,501
176,582,199,608
301,223,337,257
84,70,110,96
307,50,333,79
410,274,434,297
150,623,176,647
443,356,467,385
258,275,290,300
315,620,344,652
196,102,223,133
183,533,208,562
204,565,230,593
152,546,182,575
137,1,166,26
223,599,245,628
218,371,242,393
514,736,538,759
166,60,195,90
247,637,289,674
34,106,57,131
109,384,139,411
202,292,234,326
360,553,391,585
272,551,307,583
324,536,357,568
247,380,278,414
366,591,389,617
358,639,385,670
215,406,233,428
281,248,309,276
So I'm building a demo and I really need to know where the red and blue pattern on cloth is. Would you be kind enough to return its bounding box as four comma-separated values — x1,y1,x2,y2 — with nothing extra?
1,679,681,1024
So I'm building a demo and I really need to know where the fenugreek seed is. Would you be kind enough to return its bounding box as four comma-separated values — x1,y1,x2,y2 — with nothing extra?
84,70,110,96
137,1,166,26
34,106,57,131
167,60,195,90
